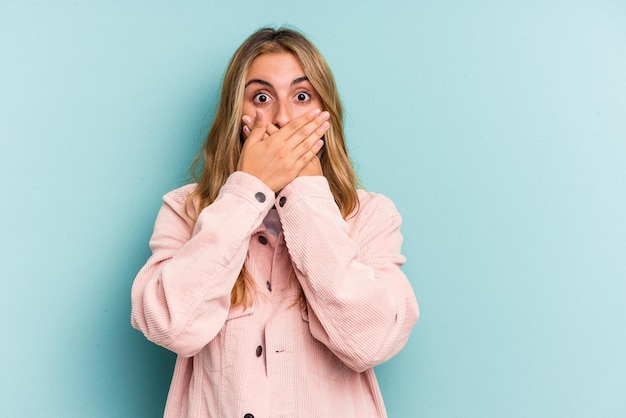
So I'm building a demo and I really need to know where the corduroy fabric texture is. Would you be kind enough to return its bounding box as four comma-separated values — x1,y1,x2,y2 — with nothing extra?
131,171,418,417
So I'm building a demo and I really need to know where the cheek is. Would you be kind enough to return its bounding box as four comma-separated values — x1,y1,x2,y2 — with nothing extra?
311,96,323,110
295,97,324,117
307,99,324,117
241,101,254,118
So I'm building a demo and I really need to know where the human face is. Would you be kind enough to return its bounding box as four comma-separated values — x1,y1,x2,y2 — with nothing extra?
242,52,323,128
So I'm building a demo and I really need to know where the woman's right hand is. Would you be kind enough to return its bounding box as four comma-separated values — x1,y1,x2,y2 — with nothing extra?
237,109,329,192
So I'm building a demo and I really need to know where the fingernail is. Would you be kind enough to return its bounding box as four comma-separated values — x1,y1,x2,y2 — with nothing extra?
242,115,252,125
311,109,321,116
320,111,330,120
243,125,251,136
321,121,330,131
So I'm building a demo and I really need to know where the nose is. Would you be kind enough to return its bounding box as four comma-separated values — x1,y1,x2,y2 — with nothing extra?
271,101,291,128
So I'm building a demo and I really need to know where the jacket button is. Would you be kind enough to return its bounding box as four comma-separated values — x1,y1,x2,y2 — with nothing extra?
244,414,255,418
278,196,287,207
258,235,268,245
256,345,263,357
255,192,266,203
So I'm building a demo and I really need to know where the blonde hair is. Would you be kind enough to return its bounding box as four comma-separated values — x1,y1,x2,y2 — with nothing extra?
187,27,359,307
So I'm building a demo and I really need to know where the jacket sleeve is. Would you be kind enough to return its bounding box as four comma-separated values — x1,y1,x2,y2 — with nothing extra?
276,176,419,372
130,172,274,357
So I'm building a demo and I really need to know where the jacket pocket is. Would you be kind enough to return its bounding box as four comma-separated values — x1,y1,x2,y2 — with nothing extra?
201,306,255,372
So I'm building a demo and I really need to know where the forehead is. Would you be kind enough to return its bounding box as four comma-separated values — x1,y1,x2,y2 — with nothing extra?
246,52,305,82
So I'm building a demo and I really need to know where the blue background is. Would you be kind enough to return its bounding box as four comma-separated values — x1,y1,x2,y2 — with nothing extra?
1,1,625,417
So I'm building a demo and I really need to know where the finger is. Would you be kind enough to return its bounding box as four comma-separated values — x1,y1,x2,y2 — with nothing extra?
292,120,329,160
285,111,330,149
243,114,271,140
267,108,322,143
312,138,325,154
242,115,253,137
243,110,267,147
242,115,254,126
294,139,325,173
266,123,279,135
297,154,323,177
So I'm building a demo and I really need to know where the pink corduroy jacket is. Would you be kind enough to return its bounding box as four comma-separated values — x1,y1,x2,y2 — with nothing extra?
131,172,419,418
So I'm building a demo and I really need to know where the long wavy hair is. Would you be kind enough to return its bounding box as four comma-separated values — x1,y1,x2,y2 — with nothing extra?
187,27,359,308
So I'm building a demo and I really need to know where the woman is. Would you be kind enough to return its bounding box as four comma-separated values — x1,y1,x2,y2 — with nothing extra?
131,27,419,418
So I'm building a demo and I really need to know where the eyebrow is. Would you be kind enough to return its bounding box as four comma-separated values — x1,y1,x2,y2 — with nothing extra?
244,76,310,89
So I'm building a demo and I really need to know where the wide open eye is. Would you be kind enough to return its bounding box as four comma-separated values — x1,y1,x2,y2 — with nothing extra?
253,93,271,104
295,91,311,102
